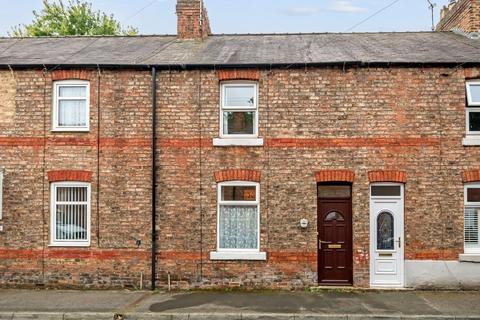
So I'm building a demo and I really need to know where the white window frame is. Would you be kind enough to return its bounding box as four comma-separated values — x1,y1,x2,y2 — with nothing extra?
0,169,3,220
466,81,480,107
370,183,403,254
50,181,91,247
210,181,266,260
219,82,259,139
52,80,90,132
464,183,480,254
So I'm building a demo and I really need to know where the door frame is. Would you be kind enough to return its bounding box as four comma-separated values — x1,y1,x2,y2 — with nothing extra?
317,183,353,285
369,182,405,288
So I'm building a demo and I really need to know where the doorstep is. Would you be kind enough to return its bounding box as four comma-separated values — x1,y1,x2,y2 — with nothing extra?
309,286,414,291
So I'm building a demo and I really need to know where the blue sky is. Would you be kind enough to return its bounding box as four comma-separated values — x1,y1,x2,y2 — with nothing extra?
0,0,452,36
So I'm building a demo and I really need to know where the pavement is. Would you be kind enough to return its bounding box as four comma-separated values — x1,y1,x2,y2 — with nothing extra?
0,289,479,319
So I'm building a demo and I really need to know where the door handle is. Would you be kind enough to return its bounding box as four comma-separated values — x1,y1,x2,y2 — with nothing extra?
396,237,401,248
318,239,332,247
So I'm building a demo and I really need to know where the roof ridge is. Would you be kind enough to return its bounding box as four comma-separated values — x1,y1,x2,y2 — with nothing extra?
0,31,454,40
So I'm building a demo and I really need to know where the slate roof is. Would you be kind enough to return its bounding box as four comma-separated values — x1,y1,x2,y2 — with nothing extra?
1,32,480,68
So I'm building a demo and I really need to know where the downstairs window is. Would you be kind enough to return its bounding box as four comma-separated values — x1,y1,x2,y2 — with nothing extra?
465,183,480,253
50,182,91,246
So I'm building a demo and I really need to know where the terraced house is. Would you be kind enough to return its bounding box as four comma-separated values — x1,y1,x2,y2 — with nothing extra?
1,0,480,290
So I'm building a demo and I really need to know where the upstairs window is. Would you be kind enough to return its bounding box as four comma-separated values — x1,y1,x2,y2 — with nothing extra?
0,169,3,219
464,183,480,253
53,80,90,131
220,82,258,138
466,81,480,135
50,182,91,246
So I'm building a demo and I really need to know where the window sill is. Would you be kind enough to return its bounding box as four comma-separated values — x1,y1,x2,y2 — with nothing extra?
213,138,264,147
210,251,267,261
459,254,480,263
51,129,90,133
49,242,90,247
463,136,480,146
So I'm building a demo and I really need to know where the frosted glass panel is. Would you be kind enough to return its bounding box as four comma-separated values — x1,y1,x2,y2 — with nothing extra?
59,86,86,97
377,212,394,250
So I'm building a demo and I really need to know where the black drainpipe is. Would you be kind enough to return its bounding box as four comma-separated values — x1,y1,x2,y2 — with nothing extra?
151,66,157,291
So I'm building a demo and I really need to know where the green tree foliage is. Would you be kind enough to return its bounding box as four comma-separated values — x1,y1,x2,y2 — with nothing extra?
10,0,138,37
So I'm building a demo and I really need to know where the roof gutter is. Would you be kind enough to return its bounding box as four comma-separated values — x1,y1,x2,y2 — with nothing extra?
2,61,479,70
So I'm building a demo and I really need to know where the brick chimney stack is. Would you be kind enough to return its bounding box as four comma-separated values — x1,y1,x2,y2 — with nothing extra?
436,0,480,33
176,0,211,40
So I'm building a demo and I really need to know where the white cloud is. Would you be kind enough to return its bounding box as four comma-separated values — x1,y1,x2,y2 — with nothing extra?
284,7,321,16
328,1,367,13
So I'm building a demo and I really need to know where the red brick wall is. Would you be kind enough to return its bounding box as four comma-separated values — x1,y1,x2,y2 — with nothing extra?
436,0,480,32
176,0,211,40
0,65,479,289
154,67,477,289
0,69,152,288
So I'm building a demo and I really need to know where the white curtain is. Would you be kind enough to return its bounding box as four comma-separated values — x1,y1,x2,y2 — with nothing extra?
58,100,86,126
59,86,86,97
219,205,258,249
58,86,87,127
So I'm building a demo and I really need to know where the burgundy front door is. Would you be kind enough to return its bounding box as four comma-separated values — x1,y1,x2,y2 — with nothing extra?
318,185,353,285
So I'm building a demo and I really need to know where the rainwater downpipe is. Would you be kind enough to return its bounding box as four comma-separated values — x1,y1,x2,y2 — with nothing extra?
151,66,158,291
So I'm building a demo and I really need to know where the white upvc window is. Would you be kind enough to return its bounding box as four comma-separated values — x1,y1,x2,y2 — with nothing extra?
463,81,480,145
213,82,263,146
210,181,266,260
0,169,3,219
52,80,90,131
50,182,91,247
464,183,480,254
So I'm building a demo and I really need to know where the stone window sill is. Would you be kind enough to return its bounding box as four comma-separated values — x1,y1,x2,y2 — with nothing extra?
463,136,480,146
49,242,90,247
213,138,264,147
459,254,480,263
210,251,267,261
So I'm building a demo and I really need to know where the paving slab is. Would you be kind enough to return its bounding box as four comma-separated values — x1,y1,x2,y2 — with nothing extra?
0,289,478,319
146,291,480,316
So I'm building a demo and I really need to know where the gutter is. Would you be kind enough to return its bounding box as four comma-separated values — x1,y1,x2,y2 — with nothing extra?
151,66,157,291
1,61,480,70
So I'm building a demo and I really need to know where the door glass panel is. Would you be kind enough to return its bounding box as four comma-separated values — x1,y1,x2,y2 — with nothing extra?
467,188,480,203
318,185,351,198
377,212,394,250
371,186,401,197
325,211,344,221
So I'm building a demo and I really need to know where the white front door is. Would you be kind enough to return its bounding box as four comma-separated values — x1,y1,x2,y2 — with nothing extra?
369,183,404,288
